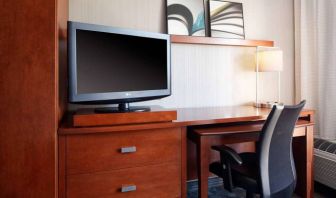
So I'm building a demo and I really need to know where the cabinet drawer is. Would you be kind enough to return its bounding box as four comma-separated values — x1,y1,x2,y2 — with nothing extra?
67,163,181,198
66,128,181,174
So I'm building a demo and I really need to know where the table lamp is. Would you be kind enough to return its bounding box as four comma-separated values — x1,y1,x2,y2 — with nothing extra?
255,48,283,108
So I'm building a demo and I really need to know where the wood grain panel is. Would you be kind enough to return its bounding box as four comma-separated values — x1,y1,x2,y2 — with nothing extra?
58,0,69,122
181,127,187,198
73,109,177,127
58,136,67,198
66,128,181,174
171,35,274,47
0,0,67,197
67,163,181,198
59,107,314,135
293,125,314,198
192,119,312,136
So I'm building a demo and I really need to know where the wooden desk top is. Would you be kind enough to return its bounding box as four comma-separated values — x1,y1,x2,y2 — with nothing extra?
59,106,314,135
175,106,314,125
192,119,314,136
176,106,264,124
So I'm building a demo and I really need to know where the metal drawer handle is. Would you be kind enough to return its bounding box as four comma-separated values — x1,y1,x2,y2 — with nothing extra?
121,184,136,192
120,146,136,154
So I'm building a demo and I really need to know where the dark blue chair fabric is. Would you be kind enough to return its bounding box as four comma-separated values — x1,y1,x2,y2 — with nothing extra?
210,101,306,198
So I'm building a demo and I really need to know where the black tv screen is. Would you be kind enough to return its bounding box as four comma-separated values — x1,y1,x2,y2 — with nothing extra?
68,21,171,105
76,29,168,94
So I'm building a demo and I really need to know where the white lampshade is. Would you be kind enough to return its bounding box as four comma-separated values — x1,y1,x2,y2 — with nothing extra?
257,50,283,72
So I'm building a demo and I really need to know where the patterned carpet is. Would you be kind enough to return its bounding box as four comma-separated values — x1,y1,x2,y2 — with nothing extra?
187,179,336,198
187,186,245,198
187,178,245,198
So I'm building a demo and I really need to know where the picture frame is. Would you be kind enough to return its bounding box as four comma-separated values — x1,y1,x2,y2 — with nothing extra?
166,0,207,36
208,0,245,39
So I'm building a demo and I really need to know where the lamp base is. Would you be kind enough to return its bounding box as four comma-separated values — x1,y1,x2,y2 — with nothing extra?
254,101,283,108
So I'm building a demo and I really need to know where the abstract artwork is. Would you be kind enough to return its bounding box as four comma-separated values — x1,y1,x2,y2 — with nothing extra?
209,0,245,39
167,0,206,36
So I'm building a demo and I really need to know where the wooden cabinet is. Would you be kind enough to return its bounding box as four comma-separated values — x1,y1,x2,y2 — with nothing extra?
59,107,314,198
59,127,183,198
0,0,68,197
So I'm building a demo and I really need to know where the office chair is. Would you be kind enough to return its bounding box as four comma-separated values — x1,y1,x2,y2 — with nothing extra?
209,101,306,198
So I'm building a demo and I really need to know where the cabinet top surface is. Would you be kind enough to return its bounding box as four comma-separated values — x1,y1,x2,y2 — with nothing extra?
59,106,314,135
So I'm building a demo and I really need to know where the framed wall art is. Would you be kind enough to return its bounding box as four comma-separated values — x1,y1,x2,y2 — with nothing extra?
167,0,206,36
208,0,245,39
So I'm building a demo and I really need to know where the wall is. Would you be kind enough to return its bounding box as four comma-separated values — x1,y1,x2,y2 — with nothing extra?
69,0,295,108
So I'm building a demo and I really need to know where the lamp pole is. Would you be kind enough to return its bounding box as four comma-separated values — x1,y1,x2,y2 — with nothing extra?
255,46,259,107
278,71,281,103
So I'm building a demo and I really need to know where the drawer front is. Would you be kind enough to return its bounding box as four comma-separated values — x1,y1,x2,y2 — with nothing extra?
66,128,181,174
67,163,181,198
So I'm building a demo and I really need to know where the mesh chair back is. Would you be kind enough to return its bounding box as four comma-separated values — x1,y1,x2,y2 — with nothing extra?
258,101,306,197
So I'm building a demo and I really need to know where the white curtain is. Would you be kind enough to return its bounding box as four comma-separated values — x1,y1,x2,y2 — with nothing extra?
295,0,336,139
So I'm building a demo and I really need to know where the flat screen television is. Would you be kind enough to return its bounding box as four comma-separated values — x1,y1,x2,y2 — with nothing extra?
68,21,171,112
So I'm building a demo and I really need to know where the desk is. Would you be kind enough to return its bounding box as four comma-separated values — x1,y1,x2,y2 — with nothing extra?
182,107,314,198
59,106,314,198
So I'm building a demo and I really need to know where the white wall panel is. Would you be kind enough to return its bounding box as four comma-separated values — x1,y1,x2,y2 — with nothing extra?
69,0,295,109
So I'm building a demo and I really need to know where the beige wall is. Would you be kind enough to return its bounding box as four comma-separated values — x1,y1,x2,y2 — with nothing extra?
69,0,295,108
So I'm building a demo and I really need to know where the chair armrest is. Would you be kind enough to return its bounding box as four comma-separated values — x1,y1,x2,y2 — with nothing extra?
212,145,243,165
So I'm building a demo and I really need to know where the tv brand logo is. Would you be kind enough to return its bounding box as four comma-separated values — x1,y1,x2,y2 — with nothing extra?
125,93,131,96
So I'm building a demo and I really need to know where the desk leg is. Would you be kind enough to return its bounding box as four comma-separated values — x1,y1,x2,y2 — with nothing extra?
293,125,314,198
181,127,187,198
197,137,210,198
305,125,314,198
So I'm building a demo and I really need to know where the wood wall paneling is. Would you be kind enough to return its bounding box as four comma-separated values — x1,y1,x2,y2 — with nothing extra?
0,0,68,197
58,0,69,122
171,35,274,47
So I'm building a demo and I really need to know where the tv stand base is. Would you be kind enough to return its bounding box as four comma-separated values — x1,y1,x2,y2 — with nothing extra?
95,103,150,113
73,106,177,127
